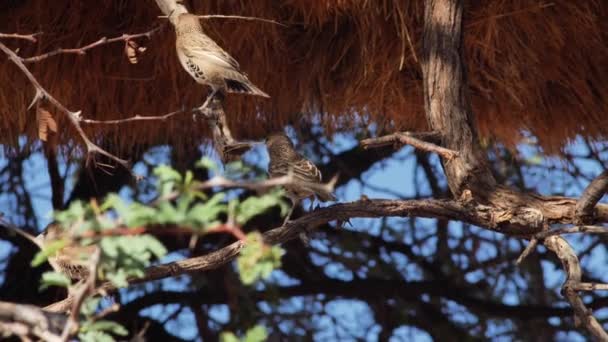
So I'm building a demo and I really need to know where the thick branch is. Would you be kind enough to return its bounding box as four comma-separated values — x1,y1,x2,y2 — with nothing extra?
0,301,65,341
43,195,608,312
199,96,258,164
543,236,608,340
575,170,608,224
422,0,496,196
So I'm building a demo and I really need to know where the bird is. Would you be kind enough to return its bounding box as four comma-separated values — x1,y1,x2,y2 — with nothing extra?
169,11,270,111
265,132,336,243
0,219,91,280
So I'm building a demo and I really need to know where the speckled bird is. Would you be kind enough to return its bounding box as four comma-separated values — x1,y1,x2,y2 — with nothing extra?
170,12,269,110
266,132,336,242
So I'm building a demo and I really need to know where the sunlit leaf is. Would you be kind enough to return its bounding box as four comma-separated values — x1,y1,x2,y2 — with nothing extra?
39,271,71,291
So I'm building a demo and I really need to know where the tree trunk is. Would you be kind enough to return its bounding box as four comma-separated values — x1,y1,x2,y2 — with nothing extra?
422,0,496,199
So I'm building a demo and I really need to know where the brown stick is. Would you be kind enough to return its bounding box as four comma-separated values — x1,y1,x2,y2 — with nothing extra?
0,41,130,171
543,236,608,340
0,301,64,341
422,0,496,196
80,109,185,125
43,195,608,313
21,27,163,63
575,170,608,224
0,32,40,42
360,131,456,160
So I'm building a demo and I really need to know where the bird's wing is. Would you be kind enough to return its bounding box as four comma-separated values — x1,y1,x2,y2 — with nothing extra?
181,33,240,71
290,158,323,184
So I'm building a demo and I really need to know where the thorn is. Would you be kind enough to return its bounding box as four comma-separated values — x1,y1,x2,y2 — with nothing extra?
27,89,44,110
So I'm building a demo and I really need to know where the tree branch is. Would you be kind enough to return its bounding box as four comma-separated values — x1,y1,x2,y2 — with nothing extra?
575,170,608,224
360,131,456,160
0,32,40,42
43,195,608,313
543,236,608,340
79,109,185,125
0,301,65,341
422,0,496,196
0,41,130,171
21,27,163,63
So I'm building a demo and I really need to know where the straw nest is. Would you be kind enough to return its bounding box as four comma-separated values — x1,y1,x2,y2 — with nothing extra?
0,0,606,156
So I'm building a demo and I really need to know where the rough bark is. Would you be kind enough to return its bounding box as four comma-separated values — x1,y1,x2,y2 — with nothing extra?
422,0,496,198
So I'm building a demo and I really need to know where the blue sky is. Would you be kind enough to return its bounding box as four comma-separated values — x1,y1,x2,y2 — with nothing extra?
0,132,606,340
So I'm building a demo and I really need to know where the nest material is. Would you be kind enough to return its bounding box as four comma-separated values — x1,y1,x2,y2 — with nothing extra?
0,0,606,156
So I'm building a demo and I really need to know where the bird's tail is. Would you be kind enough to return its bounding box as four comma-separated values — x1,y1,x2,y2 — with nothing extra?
316,190,337,202
225,78,270,98
313,174,339,202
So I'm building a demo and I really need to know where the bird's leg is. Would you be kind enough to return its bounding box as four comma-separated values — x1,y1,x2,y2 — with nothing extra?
308,197,316,212
283,199,298,226
198,88,219,112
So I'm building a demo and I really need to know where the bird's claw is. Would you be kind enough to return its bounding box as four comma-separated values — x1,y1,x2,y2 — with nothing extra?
298,232,310,247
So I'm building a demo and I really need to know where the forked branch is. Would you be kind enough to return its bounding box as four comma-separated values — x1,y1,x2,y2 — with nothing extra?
543,236,608,340
0,41,130,171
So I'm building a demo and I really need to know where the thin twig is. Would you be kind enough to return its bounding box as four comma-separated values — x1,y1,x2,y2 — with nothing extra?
154,173,338,204
572,283,608,292
535,225,608,239
158,14,286,27
361,132,457,160
21,27,163,63
80,109,185,125
0,32,41,42
515,238,538,265
0,41,130,171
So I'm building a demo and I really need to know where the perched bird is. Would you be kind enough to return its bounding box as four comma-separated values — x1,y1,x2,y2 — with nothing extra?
266,132,336,243
0,219,91,280
169,12,270,110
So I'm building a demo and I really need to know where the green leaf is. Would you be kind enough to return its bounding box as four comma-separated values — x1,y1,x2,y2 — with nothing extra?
244,326,268,342
219,332,239,342
139,235,167,259
184,170,194,186
100,238,119,258
39,271,71,291
195,157,218,172
187,193,227,229
31,239,68,267
237,232,284,285
81,296,102,317
106,269,129,288
153,164,182,196
82,320,128,336
54,200,88,226
236,193,284,225
79,330,115,342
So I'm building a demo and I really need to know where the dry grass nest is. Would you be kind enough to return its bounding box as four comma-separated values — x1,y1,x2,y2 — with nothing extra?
0,0,606,157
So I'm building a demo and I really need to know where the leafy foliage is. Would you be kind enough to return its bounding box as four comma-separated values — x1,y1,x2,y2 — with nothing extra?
237,232,284,285
39,271,71,290
29,159,287,341
220,325,268,342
